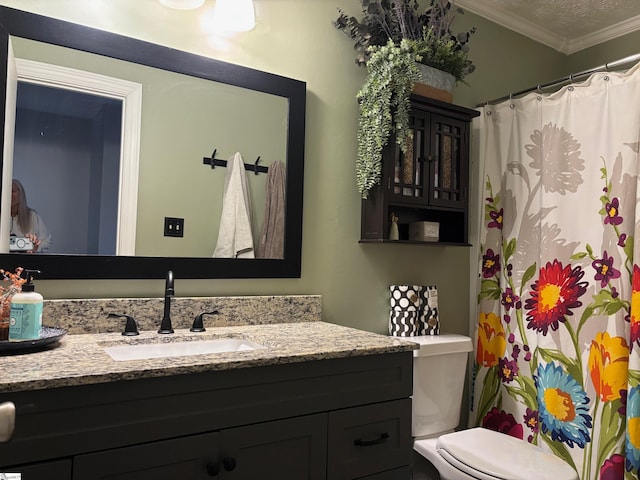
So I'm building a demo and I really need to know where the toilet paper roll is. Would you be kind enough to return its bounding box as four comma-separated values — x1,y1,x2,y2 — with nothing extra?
419,285,438,309
418,305,440,335
389,285,422,311
389,310,419,336
417,285,439,335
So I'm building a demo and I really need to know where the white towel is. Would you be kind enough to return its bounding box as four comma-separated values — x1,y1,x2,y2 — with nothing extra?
213,152,255,258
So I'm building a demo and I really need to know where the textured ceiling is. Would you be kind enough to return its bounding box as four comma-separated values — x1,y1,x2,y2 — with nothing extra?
456,0,640,54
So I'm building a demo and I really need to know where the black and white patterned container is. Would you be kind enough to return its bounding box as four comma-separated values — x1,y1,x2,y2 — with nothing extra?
418,286,439,335
388,310,419,336
389,285,422,311
389,285,422,336
389,285,440,336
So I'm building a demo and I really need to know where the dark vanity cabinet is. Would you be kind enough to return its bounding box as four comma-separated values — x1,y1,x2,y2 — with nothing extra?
1,353,412,479
72,416,328,479
72,432,222,479
360,95,480,245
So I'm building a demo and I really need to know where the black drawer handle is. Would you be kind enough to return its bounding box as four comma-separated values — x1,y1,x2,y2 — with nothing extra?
206,462,220,476
354,432,390,447
223,456,237,471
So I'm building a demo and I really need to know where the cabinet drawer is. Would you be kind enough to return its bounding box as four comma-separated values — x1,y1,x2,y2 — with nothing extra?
358,466,411,479
9,459,72,479
327,398,411,480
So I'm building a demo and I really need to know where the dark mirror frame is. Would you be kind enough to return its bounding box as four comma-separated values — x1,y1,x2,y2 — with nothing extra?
0,6,306,279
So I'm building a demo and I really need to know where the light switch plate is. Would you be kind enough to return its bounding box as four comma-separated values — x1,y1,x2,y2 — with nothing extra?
164,217,184,237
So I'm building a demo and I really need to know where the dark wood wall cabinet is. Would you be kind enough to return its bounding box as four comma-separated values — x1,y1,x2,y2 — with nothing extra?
361,95,480,245
1,352,413,480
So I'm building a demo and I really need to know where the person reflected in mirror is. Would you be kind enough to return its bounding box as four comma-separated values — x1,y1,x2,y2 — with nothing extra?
10,179,51,253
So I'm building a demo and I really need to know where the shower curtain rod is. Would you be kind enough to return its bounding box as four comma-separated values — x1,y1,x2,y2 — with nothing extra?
477,52,640,107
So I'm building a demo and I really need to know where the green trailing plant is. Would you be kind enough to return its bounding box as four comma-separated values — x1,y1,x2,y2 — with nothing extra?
334,0,475,82
335,0,476,198
356,39,419,198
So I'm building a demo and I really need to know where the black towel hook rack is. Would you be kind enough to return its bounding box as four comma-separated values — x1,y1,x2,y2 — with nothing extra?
202,147,269,175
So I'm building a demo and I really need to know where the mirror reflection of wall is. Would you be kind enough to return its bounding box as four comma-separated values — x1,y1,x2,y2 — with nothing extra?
14,82,122,255
10,36,289,259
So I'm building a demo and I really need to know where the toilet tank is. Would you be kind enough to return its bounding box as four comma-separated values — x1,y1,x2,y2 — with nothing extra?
411,334,473,438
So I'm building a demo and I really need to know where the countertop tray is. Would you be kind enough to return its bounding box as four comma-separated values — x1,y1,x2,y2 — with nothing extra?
0,326,67,354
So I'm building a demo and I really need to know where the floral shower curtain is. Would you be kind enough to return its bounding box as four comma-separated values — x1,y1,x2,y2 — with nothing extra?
472,64,640,480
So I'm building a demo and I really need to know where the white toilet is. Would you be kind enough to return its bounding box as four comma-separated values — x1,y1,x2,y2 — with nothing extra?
411,334,578,480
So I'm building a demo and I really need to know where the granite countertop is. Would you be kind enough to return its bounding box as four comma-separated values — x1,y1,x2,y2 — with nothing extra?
1,321,417,393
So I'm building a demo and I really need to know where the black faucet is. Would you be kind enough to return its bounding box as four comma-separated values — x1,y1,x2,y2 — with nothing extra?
158,270,175,334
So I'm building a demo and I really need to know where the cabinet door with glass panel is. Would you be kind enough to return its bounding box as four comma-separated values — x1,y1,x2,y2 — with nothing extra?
389,107,469,210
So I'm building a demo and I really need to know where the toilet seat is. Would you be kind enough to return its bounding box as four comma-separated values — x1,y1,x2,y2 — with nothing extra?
435,428,578,480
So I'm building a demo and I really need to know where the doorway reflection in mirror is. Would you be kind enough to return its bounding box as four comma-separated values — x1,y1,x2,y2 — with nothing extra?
14,82,122,255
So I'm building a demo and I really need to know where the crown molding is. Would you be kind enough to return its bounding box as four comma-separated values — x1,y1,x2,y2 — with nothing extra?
456,0,567,52
457,0,640,55
566,14,640,55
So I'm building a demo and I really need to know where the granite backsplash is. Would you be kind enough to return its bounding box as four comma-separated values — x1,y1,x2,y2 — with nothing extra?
42,295,322,334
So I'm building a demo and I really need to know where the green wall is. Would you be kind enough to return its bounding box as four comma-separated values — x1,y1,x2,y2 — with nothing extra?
0,0,626,340
451,11,566,107
567,30,640,73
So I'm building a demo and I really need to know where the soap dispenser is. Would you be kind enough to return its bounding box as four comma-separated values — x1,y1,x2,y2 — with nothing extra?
8,269,43,341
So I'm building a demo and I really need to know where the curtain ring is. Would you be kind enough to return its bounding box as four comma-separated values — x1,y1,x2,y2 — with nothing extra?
569,73,574,83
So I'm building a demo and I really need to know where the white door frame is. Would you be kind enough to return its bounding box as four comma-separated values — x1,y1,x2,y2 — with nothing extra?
14,58,142,255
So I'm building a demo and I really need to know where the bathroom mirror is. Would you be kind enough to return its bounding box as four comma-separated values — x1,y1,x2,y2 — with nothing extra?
0,6,306,279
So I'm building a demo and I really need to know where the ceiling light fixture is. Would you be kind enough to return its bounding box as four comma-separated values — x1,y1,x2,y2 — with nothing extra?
159,0,205,10
212,0,256,32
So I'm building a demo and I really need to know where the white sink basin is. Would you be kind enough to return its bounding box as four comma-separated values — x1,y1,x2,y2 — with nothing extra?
103,338,266,361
